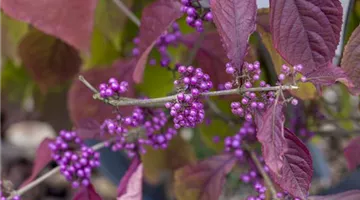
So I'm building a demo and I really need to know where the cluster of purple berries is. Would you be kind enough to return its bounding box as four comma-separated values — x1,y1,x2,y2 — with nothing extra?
240,155,269,200
224,121,256,159
132,23,181,67
288,104,315,142
101,108,146,157
142,108,177,149
180,0,213,32
278,64,307,84
226,62,273,121
49,130,100,189
98,78,128,98
165,66,212,129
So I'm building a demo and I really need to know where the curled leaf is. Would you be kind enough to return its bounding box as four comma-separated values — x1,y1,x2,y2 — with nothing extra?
20,138,54,188
270,0,347,86
73,184,102,200
174,154,236,200
341,24,360,95
19,29,81,92
210,0,257,71
1,0,98,51
344,136,360,171
117,157,143,200
133,0,183,83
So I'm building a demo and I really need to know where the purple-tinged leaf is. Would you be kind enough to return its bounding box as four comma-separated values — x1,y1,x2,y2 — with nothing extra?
133,0,183,83
273,128,313,199
68,59,135,128
254,103,286,175
270,0,347,86
341,25,360,95
309,190,360,200
255,105,312,199
73,184,102,200
117,157,143,200
344,136,360,171
20,138,54,188
210,0,257,71
174,154,236,200
181,32,232,88
1,0,97,51
19,29,81,92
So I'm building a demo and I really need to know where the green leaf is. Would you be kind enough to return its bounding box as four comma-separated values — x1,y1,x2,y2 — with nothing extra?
199,119,235,152
94,0,133,50
136,66,174,98
141,135,196,184
1,13,28,63
1,60,33,102
83,28,120,69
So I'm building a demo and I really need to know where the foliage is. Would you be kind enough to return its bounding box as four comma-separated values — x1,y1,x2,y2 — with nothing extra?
2,0,360,200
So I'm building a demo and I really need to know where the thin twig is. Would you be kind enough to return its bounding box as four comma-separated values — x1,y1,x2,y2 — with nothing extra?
112,0,141,26
91,84,299,107
79,75,98,93
249,150,280,200
7,128,141,200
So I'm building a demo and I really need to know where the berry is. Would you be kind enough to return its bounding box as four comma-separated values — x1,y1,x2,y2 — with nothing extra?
166,66,212,128
49,130,100,188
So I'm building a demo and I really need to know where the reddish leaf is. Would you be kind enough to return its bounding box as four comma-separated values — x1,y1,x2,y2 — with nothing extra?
254,103,286,175
255,106,312,199
210,0,257,71
181,32,232,88
344,136,360,171
174,154,236,200
20,138,54,188
1,0,97,51
19,29,81,92
117,157,143,200
341,25,360,95
68,59,135,127
73,184,102,200
133,0,183,83
273,129,312,199
270,0,346,86
309,190,360,200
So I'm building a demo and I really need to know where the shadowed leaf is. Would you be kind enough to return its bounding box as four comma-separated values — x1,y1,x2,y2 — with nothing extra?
256,8,317,100
270,0,348,86
20,138,54,188
341,24,360,95
1,0,98,51
210,0,257,71
344,136,360,171
73,184,102,200
309,190,360,200
68,59,135,127
255,103,286,174
117,157,143,200
141,135,196,184
181,32,232,88
18,29,81,92
133,0,183,83
255,105,312,199
174,153,236,200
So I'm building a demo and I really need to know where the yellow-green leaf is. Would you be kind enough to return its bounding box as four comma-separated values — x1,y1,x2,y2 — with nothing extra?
141,135,196,184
